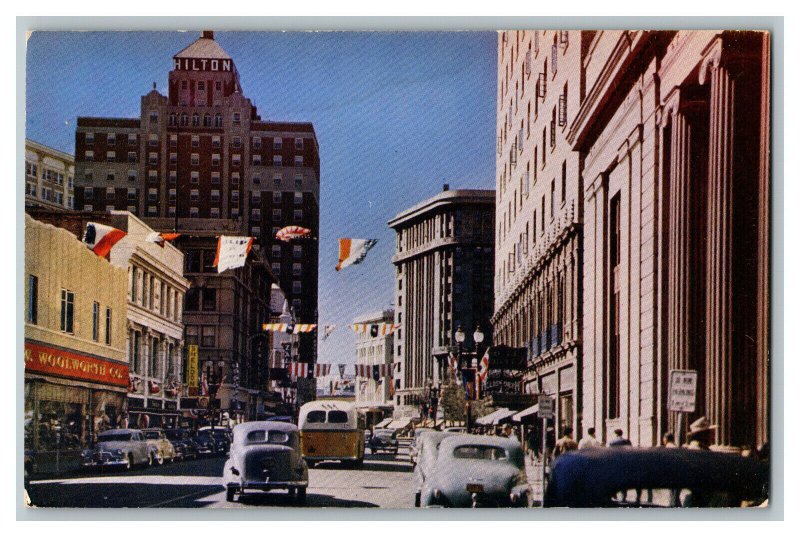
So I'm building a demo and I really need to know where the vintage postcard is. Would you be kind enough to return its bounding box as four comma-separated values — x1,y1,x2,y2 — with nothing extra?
22,28,772,510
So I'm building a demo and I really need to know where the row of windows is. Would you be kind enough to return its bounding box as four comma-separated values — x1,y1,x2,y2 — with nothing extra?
26,161,74,188
84,150,308,167
83,151,139,163
83,132,137,145
250,208,304,221
26,276,114,345
269,262,304,277
129,331,179,379
130,265,183,322
185,325,217,348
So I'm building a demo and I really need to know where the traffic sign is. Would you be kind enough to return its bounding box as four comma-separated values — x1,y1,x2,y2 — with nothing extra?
538,395,554,419
668,369,698,413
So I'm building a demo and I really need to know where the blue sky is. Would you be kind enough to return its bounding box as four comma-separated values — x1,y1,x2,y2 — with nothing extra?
25,31,498,364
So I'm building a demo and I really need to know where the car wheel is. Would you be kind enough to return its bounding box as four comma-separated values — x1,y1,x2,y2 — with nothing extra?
353,458,364,469
414,491,421,508
226,486,236,502
155,451,164,465
306,460,316,469
296,487,307,505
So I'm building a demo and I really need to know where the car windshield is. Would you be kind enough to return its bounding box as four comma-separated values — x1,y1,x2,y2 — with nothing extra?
98,432,132,442
245,430,291,445
306,410,326,423
328,411,349,423
452,445,509,461
210,431,228,439
144,431,161,439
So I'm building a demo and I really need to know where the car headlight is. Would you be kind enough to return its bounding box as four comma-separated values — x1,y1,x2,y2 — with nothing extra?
114,449,124,456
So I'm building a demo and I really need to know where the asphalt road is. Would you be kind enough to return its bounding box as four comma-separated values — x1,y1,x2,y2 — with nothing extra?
26,444,415,509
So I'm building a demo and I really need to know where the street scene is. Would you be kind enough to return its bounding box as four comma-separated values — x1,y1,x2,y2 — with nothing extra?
22,29,771,509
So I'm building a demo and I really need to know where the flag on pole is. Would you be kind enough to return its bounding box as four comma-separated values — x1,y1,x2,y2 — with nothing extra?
276,226,312,242
336,238,378,271
200,371,209,396
314,364,331,377
144,232,181,248
338,364,346,377
478,347,490,382
289,363,308,378
262,323,317,333
213,236,254,273
83,222,127,258
322,325,336,341
349,323,401,336
448,352,459,372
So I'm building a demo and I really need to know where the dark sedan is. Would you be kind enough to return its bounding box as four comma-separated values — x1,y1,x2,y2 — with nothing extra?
165,428,199,461
193,431,221,456
367,428,399,454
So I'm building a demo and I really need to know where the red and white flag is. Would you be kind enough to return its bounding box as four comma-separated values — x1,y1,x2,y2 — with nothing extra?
290,363,309,378
83,222,127,258
213,236,254,273
293,324,318,333
354,364,370,378
200,371,209,396
478,348,490,382
314,363,331,377
145,232,181,248
448,352,459,372
336,238,378,271
276,226,312,242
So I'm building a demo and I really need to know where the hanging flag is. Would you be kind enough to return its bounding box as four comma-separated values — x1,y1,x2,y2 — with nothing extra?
314,363,331,377
261,323,317,333
289,363,308,378
349,323,401,336
262,323,289,332
83,222,127,258
294,324,318,333
322,325,337,341
336,238,378,271
448,352,459,372
338,364,346,377
213,235,254,273
200,371,209,396
144,232,181,248
276,226,312,242
478,347,490,382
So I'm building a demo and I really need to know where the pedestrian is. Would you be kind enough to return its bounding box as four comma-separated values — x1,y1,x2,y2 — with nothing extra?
553,427,578,457
686,417,717,450
501,423,517,441
578,427,602,449
608,428,632,447
662,432,677,448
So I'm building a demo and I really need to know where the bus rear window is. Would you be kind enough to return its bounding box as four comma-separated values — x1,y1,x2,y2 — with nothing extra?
306,410,326,423
328,411,348,423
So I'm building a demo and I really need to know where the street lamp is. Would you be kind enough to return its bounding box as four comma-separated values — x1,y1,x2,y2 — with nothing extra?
473,326,485,347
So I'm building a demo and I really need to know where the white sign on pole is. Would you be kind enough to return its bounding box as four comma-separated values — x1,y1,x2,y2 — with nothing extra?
668,369,698,413
538,395,554,419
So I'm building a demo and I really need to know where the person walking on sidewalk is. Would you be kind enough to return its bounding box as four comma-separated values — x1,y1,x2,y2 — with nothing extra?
554,427,578,458
608,428,632,447
578,427,602,449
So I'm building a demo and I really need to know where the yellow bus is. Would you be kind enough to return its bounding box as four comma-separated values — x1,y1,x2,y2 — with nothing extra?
298,400,365,468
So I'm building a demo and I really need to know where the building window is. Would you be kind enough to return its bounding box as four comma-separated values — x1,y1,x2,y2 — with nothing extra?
84,204,93,211
211,189,220,201
274,174,282,187
60,289,74,333
106,187,115,200
212,154,220,166
106,133,116,145
128,188,137,200
231,190,239,202
271,262,281,275
148,169,157,182
168,205,175,217
294,174,303,188
150,337,160,377
27,275,38,324
85,187,94,199
147,205,157,215
231,207,240,218
170,134,177,148
105,307,112,345
233,154,241,167
85,132,94,145
292,299,301,311
252,191,262,203
192,113,200,127
169,188,176,201
128,170,137,182
190,189,199,201
608,193,622,419
292,281,302,294
293,245,302,259
273,191,282,203
214,114,222,127
169,171,177,184
190,207,199,218
274,138,283,150
170,152,177,165
185,326,198,347
272,209,281,222
293,210,303,221
127,205,136,213
169,114,176,126
85,150,94,161
252,208,262,221
148,134,159,147
212,172,220,184
148,188,158,202
106,172,115,182
84,169,93,181
233,113,241,125
212,135,221,148
202,288,217,311
251,225,260,236
203,114,211,127
271,245,281,257
252,173,261,186
295,137,304,150
231,172,240,185
106,151,115,162
292,263,302,276
191,135,199,148
252,154,262,165
92,301,100,341
127,152,137,163
191,153,200,166
253,137,262,149
191,171,199,184
273,155,282,167
294,156,303,167
232,137,241,148
202,326,216,348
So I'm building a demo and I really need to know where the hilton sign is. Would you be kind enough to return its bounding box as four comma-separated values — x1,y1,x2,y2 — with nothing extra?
173,58,232,72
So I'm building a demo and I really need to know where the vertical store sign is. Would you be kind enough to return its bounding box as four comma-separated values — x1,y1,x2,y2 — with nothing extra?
187,344,199,389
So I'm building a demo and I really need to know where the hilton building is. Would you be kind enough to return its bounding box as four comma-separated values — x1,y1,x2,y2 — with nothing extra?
73,31,321,378
389,187,495,417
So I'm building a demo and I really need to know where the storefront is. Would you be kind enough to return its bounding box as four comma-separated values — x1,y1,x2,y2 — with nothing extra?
24,341,129,471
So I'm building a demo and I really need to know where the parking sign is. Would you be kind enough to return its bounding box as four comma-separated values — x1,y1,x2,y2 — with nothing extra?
668,370,698,413
538,395,554,419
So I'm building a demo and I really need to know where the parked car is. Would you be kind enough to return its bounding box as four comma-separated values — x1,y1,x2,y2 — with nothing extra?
142,428,176,465
367,428,399,454
408,427,435,466
543,447,770,508
80,429,151,470
164,428,198,461
265,415,295,424
223,421,309,504
419,435,530,507
412,431,460,506
198,426,232,454
443,427,467,434
193,431,220,456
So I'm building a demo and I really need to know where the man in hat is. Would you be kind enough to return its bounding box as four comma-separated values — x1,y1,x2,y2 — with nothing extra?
687,417,717,450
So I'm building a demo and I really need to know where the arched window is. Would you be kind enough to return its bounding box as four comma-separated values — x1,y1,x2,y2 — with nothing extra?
214,114,222,127
203,114,211,127
180,113,188,127
168,113,176,126
192,113,199,127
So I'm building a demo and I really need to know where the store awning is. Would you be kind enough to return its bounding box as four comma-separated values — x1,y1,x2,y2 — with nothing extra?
376,418,393,428
512,404,539,422
476,407,516,425
389,417,412,430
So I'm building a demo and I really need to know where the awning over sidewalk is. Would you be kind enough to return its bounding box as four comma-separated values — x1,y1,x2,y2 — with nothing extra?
476,407,516,425
388,417,412,430
375,417,393,428
512,404,539,422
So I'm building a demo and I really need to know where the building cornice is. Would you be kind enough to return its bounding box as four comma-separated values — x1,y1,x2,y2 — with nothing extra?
388,189,495,229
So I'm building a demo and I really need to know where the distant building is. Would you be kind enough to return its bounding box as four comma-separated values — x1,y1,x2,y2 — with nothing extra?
388,187,495,417
353,309,395,411
25,139,76,211
24,214,128,470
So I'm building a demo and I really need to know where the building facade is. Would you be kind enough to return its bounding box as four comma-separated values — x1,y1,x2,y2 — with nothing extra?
24,214,129,469
72,31,320,369
106,211,190,428
353,309,395,410
491,31,585,435
25,139,76,211
389,187,495,416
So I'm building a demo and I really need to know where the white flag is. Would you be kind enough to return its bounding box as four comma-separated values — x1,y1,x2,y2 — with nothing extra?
214,236,254,273
336,238,378,271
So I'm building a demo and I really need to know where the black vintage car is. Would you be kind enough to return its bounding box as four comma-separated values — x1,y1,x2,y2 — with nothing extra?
165,428,199,461
544,448,769,508
196,427,231,455
367,428,399,454
193,430,221,456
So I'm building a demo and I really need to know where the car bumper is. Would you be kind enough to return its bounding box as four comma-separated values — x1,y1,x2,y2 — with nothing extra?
231,480,309,491
304,455,361,461
81,459,128,467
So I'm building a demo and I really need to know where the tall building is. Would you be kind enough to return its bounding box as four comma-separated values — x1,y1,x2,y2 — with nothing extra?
491,31,585,436
569,30,770,451
353,309,395,410
24,214,129,472
25,139,76,211
72,30,320,371
388,186,495,417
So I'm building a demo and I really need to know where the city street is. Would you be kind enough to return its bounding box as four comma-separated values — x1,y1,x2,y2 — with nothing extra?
26,443,415,508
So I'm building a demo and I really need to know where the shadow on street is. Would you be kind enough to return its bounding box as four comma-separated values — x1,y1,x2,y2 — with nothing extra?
235,492,378,508
27,482,225,508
